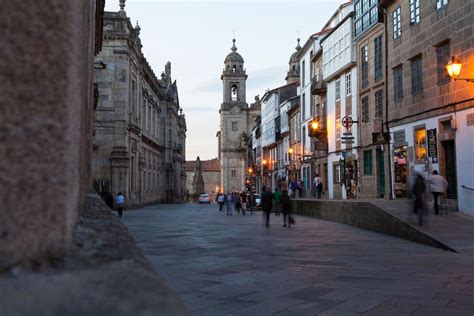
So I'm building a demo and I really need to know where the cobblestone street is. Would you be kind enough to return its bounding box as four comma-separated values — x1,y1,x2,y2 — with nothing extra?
123,204,474,315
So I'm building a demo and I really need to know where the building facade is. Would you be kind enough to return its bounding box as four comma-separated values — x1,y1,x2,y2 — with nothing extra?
381,0,474,215
354,0,391,199
93,4,186,207
321,3,359,200
218,39,259,193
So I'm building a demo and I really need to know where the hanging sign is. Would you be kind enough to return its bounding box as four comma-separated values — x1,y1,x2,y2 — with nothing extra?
427,128,438,163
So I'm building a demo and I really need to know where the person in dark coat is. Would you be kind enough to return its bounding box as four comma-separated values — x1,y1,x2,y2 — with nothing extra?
281,190,292,228
261,186,273,228
412,173,426,226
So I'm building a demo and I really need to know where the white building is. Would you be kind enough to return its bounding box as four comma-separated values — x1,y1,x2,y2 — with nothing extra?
321,4,358,200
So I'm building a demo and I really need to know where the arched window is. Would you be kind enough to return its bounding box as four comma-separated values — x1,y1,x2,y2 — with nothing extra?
232,65,236,73
231,84,238,101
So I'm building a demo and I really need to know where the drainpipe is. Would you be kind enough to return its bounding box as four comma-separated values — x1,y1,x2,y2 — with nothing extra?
383,6,394,200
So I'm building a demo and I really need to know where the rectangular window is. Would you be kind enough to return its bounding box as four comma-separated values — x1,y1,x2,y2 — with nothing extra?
302,93,306,119
361,45,369,88
393,65,403,101
414,127,427,163
436,41,451,85
374,35,383,81
364,150,373,176
302,60,306,85
411,56,423,95
409,0,420,24
310,96,315,116
232,121,238,131
335,80,341,101
361,96,369,123
392,7,401,39
345,73,351,96
231,170,237,177
374,89,383,119
436,0,448,9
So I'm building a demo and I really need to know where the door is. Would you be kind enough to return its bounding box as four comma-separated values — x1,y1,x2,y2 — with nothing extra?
376,149,386,198
443,141,457,199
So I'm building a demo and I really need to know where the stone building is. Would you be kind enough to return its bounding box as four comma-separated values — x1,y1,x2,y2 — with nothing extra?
185,158,221,199
218,39,260,193
93,2,186,207
381,0,474,215
354,0,390,199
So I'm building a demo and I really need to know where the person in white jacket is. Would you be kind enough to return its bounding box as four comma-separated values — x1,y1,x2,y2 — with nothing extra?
430,170,448,215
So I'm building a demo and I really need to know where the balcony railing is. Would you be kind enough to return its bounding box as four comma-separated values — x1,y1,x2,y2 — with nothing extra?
311,75,327,96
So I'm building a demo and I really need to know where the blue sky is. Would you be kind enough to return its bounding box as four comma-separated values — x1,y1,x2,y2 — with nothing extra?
105,0,345,160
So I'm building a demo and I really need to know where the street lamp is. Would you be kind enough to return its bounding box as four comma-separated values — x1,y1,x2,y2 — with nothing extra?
446,56,474,82
248,167,253,174
311,120,320,131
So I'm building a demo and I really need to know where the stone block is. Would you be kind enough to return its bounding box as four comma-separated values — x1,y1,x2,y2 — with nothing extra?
0,0,96,268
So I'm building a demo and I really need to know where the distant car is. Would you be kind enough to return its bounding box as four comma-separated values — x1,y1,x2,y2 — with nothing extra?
198,194,211,204
254,194,262,207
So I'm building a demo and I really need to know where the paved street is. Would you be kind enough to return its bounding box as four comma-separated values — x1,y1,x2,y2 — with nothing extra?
123,203,474,315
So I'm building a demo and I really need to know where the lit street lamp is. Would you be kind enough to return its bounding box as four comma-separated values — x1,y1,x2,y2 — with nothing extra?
446,56,474,82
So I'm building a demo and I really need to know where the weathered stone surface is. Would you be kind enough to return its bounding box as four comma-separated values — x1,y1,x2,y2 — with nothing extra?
0,193,187,315
0,0,97,268
291,199,455,251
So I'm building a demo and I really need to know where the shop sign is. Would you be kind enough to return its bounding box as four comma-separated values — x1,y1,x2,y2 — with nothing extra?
393,130,406,147
427,128,438,163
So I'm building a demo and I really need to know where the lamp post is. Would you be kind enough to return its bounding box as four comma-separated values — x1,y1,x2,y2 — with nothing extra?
446,56,474,82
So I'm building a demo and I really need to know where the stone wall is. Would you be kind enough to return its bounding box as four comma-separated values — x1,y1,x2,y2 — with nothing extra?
0,0,99,268
291,199,454,251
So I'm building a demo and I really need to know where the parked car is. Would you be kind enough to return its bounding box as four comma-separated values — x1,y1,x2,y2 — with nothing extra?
198,194,211,204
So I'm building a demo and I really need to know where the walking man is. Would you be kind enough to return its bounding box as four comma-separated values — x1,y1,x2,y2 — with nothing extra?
217,193,225,211
115,192,125,218
412,172,426,226
261,186,273,228
430,170,448,215
313,174,323,199
225,192,233,216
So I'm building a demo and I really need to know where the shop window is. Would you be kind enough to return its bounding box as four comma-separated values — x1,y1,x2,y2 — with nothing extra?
414,127,427,163
393,146,408,198
363,150,373,176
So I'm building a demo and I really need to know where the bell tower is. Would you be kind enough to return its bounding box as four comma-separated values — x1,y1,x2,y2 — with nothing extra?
221,39,248,109
219,39,249,193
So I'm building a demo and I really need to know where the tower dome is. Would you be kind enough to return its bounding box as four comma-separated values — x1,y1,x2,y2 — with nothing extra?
286,38,301,84
224,39,244,64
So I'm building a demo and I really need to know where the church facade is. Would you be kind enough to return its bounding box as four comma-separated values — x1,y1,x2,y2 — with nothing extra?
218,39,260,193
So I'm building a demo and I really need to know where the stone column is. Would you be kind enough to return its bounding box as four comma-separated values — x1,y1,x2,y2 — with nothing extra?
0,0,98,268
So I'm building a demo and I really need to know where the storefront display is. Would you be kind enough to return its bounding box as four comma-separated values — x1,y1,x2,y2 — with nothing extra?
393,147,408,198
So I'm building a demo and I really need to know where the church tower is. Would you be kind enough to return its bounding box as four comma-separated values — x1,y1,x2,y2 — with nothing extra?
285,38,301,84
219,39,250,193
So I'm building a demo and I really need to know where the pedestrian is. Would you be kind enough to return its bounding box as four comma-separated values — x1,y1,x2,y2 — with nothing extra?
281,189,292,227
261,186,273,228
248,192,255,215
115,192,125,218
313,174,323,199
297,180,304,198
234,193,241,214
289,180,298,198
225,192,233,216
412,172,426,226
430,170,448,215
241,193,247,215
273,187,282,216
217,193,225,211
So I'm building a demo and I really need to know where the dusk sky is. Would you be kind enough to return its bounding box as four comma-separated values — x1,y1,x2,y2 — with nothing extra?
105,0,345,160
